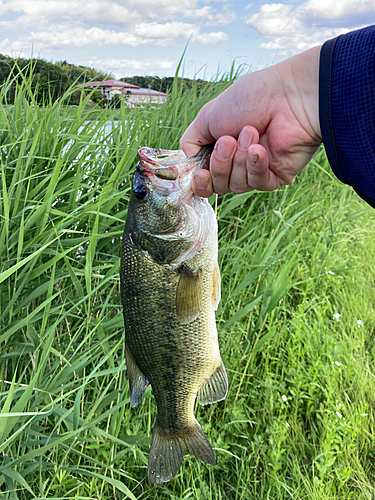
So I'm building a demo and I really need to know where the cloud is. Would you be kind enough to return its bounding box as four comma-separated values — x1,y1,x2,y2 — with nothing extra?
185,6,213,20
84,57,175,77
205,5,237,26
246,0,375,55
300,0,375,21
2,23,228,53
0,0,216,27
0,0,229,56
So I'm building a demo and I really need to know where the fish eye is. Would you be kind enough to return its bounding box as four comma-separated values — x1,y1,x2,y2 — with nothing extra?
133,184,149,201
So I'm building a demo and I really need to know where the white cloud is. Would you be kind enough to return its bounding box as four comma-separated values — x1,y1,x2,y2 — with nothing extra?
185,6,213,19
300,0,375,21
205,5,237,26
2,22,227,53
134,21,197,39
193,31,229,43
85,57,175,77
247,4,304,37
246,0,375,55
0,0,214,27
214,9,237,26
0,0,229,57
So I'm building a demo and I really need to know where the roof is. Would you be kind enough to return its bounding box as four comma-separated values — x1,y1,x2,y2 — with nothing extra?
123,88,167,96
78,79,140,89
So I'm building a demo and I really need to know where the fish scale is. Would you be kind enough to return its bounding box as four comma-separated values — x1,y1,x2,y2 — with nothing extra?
120,145,228,484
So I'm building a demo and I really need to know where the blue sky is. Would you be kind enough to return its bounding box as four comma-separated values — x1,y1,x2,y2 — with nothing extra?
0,0,374,79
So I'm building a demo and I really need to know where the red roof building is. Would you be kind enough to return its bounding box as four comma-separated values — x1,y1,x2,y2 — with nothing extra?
77,79,166,106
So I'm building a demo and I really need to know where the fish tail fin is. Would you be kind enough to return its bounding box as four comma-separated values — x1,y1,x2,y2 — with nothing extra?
148,419,215,484
148,421,183,484
180,419,216,466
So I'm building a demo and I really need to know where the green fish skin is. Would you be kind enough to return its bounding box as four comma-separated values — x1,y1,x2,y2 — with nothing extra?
120,145,228,484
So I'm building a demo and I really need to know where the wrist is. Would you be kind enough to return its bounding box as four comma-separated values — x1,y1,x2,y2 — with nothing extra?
283,45,322,142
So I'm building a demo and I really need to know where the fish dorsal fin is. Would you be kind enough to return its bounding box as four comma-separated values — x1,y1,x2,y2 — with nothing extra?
197,360,228,405
125,343,148,408
176,265,203,325
212,263,221,311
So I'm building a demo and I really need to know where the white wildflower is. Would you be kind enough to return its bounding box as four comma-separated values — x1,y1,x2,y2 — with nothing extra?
335,361,341,367
286,423,290,427
357,320,363,327
282,395,288,402
336,411,342,419
338,403,342,408
327,270,335,275
333,313,341,321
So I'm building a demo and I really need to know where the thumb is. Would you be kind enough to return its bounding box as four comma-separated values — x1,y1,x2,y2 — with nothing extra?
180,102,215,158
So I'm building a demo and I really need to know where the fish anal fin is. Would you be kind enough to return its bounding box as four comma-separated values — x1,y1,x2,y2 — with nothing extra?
197,360,228,405
176,265,203,325
125,343,148,408
212,263,221,311
148,419,215,484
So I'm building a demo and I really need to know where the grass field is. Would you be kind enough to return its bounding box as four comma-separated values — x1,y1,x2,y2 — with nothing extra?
1,74,375,499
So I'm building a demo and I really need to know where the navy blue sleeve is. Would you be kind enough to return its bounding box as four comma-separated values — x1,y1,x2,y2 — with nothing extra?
319,25,375,208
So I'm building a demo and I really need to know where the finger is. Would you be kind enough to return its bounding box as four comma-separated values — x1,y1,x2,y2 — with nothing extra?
245,143,278,191
229,126,259,193
209,136,237,195
180,101,215,158
192,169,214,197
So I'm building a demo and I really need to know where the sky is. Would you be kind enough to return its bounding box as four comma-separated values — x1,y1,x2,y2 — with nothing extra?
0,0,374,80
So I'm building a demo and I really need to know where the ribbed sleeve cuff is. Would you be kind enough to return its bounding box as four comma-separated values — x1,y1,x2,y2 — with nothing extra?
319,29,375,208
319,37,343,182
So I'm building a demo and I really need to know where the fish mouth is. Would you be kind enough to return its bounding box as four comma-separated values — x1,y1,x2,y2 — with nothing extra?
138,144,214,181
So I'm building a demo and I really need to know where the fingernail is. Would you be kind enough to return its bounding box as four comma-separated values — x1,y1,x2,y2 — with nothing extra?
249,147,259,164
195,173,210,189
238,128,253,150
217,141,234,160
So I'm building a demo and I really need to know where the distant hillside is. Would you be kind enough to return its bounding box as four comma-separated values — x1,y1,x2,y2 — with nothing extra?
55,60,113,87
0,54,212,102
0,55,113,102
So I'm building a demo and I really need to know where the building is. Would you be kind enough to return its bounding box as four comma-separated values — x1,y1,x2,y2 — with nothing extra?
78,79,167,105
123,87,167,107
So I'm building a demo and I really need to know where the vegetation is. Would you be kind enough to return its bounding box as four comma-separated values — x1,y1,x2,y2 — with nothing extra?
0,55,112,103
1,67,375,499
55,60,112,87
120,75,214,94
0,54,215,105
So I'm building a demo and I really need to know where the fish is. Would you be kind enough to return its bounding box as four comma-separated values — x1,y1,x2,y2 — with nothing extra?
120,145,228,484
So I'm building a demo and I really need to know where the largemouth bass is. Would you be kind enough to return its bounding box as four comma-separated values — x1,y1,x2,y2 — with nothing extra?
120,145,228,484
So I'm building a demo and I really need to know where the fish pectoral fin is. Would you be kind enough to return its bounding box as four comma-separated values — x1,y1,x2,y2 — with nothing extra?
212,263,221,311
176,265,203,325
197,360,228,405
148,419,215,484
125,343,148,408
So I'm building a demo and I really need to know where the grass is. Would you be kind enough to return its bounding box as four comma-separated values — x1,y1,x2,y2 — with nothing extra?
1,69,375,499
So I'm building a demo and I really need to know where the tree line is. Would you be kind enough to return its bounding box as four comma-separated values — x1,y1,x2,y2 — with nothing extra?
119,75,212,94
0,54,212,104
0,54,112,103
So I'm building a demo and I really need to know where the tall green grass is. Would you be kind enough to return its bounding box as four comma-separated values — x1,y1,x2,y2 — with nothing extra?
1,70,375,499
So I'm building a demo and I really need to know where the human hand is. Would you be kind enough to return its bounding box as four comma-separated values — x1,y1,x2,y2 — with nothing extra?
180,46,323,197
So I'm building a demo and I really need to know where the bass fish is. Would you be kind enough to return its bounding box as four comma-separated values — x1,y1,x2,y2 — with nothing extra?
120,145,228,484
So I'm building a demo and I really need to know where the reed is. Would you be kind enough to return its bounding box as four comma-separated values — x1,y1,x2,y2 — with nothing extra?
1,68,375,499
